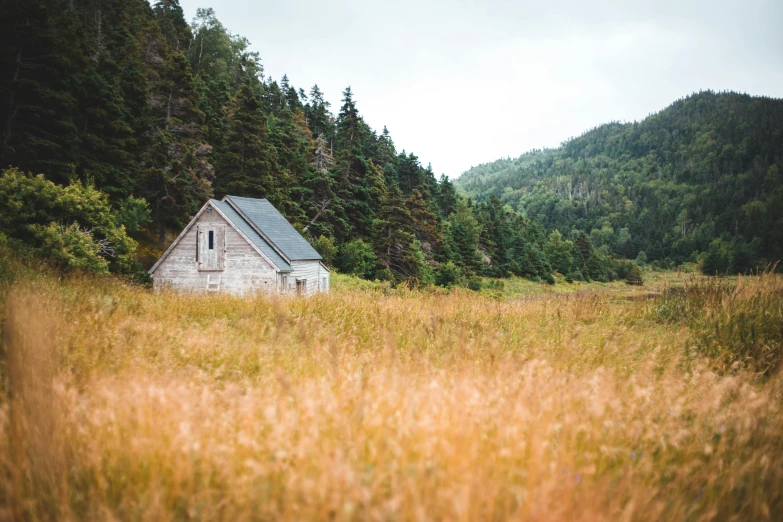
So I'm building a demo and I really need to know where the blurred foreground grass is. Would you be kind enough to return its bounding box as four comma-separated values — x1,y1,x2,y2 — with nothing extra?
1,255,781,521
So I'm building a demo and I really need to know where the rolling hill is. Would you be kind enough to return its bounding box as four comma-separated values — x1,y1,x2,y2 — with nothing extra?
456,91,783,271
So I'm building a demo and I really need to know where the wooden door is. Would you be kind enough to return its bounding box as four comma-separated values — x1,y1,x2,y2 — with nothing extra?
197,225,225,271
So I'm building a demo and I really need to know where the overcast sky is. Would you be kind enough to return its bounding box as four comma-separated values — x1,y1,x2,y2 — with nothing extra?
179,0,783,178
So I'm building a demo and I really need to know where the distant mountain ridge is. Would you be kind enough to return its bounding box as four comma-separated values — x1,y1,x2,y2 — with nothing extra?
456,91,783,271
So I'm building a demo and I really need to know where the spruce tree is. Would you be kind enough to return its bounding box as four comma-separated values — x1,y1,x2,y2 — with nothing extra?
214,80,278,204
153,0,192,52
138,26,213,243
305,84,332,144
373,181,420,282
574,231,606,281
436,174,457,217
332,87,378,239
477,195,513,276
406,188,443,261
0,0,84,183
447,199,482,273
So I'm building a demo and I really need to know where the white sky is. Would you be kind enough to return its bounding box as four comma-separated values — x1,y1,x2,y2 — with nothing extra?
179,0,783,178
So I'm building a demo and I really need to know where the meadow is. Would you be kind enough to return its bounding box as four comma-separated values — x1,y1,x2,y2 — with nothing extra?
1,259,782,521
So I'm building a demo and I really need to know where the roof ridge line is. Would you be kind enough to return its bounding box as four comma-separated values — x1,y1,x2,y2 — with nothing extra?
222,196,292,264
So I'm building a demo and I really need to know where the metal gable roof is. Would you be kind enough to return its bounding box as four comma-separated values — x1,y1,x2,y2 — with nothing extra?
224,196,323,261
211,200,293,271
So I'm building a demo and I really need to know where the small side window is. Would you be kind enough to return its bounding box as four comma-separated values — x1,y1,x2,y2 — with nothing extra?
208,230,214,250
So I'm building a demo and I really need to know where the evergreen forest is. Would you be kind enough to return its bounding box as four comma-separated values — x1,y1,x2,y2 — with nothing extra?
2,1,780,285
457,91,783,276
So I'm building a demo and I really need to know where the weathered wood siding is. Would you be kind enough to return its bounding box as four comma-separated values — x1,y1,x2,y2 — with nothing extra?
153,211,278,294
290,260,330,296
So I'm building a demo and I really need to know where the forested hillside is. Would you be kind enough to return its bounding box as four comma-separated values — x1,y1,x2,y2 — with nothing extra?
457,92,783,274
4,2,765,285
1,0,640,286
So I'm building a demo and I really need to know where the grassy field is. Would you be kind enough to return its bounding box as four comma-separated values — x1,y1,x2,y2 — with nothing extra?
1,259,782,521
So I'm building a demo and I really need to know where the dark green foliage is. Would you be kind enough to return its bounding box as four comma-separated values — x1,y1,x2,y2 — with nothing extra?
1,0,84,183
458,91,783,272
214,80,278,203
475,195,513,277
445,199,483,274
373,182,421,282
436,174,458,217
435,261,461,287
153,0,192,52
311,236,337,266
0,167,138,273
138,36,214,243
625,263,643,286
574,231,607,282
3,5,774,287
406,189,442,262
465,276,482,291
338,239,376,279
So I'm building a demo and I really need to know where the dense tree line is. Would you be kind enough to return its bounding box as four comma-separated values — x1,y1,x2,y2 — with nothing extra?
1,0,638,285
458,91,783,275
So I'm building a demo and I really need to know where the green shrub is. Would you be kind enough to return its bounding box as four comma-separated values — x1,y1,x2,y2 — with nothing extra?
435,261,461,287
0,168,138,273
312,235,338,266
625,264,643,285
465,276,482,291
338,239,376,279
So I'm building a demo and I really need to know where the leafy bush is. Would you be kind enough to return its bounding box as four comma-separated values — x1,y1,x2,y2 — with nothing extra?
0,168,138,273
435,261,461,287
338,239,376,279
465,275,482,291
625,264,643,286
484,279,505,292
311,235,337,266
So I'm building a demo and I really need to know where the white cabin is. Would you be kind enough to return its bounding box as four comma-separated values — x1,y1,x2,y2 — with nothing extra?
149,196,330,295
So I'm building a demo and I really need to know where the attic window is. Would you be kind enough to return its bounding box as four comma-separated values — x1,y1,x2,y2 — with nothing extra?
208,230,214,250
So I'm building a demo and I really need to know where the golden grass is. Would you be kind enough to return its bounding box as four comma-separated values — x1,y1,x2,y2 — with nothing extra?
1,270,782,521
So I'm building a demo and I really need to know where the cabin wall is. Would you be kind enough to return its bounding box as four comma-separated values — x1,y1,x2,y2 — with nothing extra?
152,211,278,294
289,261,330,296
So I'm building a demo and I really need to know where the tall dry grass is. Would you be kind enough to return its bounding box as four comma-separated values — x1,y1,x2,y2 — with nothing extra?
653,270,783,376
1,270,782,521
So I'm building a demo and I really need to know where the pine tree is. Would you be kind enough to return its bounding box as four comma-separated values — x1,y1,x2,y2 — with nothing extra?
396,151,422,197
138,26,213,243
373,181,421,282
152,0,192,52
0,0,84,183
436,174,457,217
214,80,278,203
305,84,332,143
332,87,378,239
406,188,443,261
280,74,302,110
477,195,512,276
446,198,482,273
374,126,397,168
573,231,606,281
74,0,149,200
